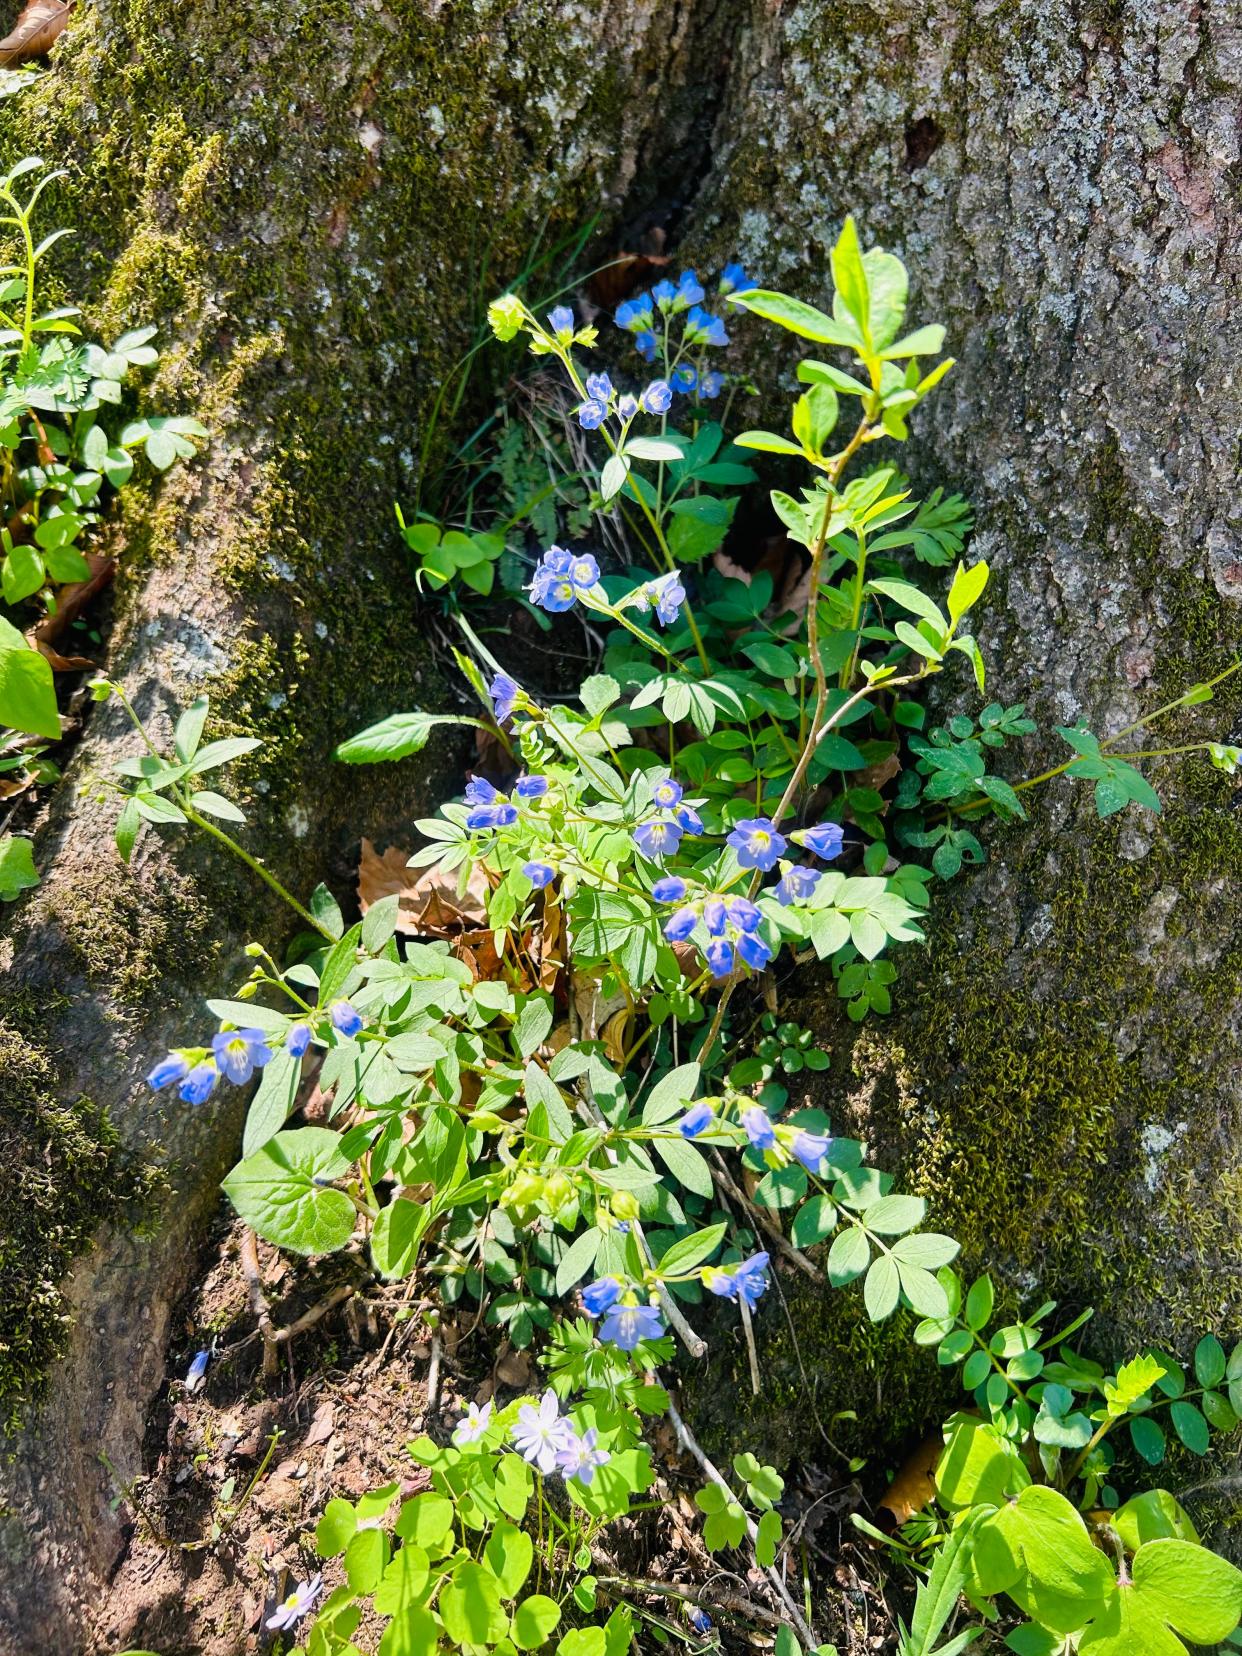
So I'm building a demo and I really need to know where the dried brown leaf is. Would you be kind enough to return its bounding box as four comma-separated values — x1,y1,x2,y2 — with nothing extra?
358,836,488,935
0,0,68,66
877,1433,941,1527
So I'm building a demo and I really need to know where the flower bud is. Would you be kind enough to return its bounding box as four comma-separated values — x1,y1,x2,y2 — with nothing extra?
612,1190,641,1222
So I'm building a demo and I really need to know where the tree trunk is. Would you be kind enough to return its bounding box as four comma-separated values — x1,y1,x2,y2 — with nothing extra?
1,0,1238,1642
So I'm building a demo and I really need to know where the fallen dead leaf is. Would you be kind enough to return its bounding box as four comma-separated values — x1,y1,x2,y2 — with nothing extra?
877,1432,942,1528
0,0,69,66
358,837,488,934
30,552,114,666
303,1401,335,1447
495,1347,534,1389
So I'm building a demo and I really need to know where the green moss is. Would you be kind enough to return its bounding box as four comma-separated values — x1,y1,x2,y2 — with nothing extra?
0,1012,154,1434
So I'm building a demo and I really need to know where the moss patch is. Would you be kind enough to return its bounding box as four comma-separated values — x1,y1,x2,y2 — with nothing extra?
0,1015,153,1434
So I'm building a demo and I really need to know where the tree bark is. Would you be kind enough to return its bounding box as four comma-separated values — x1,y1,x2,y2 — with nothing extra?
1,0,1239,1642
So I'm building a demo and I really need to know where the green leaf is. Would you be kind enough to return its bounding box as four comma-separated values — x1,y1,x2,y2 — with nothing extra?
335,711,472,763
378,1607,439,1656
1170,1399,1209,1454
344,1525,389,1593
555,1227,601,1294
973,1485,1115,1635
558,1631,607,1656
362,892,402,953
728,288,860,347
115,796,140,863
189,789,246,822
600,452,630,501
867,577,947,632
1129,1416,1167,1465
395,1492,455,1550
891,1232,960,1270
947,560,990,625
861,1193,926,1235
484,1520,534,1597
185,736,261,774
513,993,554,1059
221,1128,356,1255
653,1132,713,1199
1126,1537,1242,1644
1194,1333,1226,1389
441,1560,508,1645
790,1194,838,1249
1113,1490,1198,1551
863,1254,900,1320
242,1049,300,1156
625,436,685,461
734,428,806,456
965,1276,994,1331
640,1062,701,1124
826,1226,871,1286
315,1497,357,1556
173,695,210,761
0,833,38,900
830,216,870,336
657,1222,726,1277
372,1197,430,1279
936,1420,1030,1509
511,1596,562,1650
2,541,44,604
580,673,620,717
0,616,59,739
373,1543,430,1616
756,1508,782,1568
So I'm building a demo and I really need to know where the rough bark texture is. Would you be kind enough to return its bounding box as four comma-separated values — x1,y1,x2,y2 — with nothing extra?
678,0,1242,1478
1,0,1239,1644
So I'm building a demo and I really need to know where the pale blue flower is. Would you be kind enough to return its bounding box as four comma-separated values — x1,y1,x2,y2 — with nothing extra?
582,1276,623,1317
679,1101,714,1139
663,905,698,942
703,897,727,936
489,672,520,722
675,270,705,308
728,817,786,871
670,364,697,394
465,776,499,805
684,306,729,347
514,774,548,799
147,1052,189,1091
652,279,677,310
452,1399,494,1446
737,930,773,971
705,938,735,977
286,1023,312,1057
616,293,654,331
652,776,684,809
793,821,845,861
547,304,575,340
633,817,684,859
700,368,724,399
675,802,704,834
791,1129,832,1173
557,1426,610,1485
598,1301,665,1350
330,1001,363,1037
180,1060,218,1105
512,1389,572,1473
585,372,613,401
267,1575,322,1632
733,1250,771,1308
640,379,672,415
634,330,657,362
719,262,755,296
616,392,639,420
725,896,761,933
211,1028,273,1085
466,801,519,830
652,875,687,902
775,866,821,905
523,861,555,889
577,395,609,430
742,1105,776,1150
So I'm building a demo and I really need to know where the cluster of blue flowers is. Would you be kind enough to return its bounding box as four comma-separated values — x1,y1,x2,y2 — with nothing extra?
580,1275,667,1349
464,771,548,831
677,1097,833,1177
148,1003,364,1104
646,811,846,978
523,545,687,629
575,369,672,431
613,265,754,374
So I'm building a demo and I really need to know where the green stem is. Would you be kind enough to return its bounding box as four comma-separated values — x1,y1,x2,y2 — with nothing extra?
179,801,336,940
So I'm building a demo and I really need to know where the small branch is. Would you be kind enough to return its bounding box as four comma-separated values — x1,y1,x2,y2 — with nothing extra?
711,1157,824,1283
594,1574,789,1632
738,1295,762,1399
665,1391,817,1649
269,1285,356,1345
239,1228,279,1378
426,1331,443,1415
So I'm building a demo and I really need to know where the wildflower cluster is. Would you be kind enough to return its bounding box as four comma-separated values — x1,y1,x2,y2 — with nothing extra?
613,264,754,401
147,1000,363,1104
455,1389,611,1486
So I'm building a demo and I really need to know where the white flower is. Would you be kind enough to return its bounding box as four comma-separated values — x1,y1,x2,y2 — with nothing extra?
511,1389,571,1474
556,1426,611,1486
452,1399,494,1446
266,1574,322,1630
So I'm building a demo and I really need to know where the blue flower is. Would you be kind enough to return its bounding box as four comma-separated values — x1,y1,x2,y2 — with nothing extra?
616,392,639,420
465,776,499,806
489,672,520,722
523,860,555,889
703,1266,737,1298
775,865,821,905
466,801,519,830
652,278,677,310
633,818,684,860
791,1128,832,1173
212,1027,274,1086
634,330,658,363
700,369,724,400
736,930,773,971
616,293,654,332
741,1105,776,1150
728,817,786,871
733,1250,771,1308
147,1052,189,1091
180,1060,218,1105
689,1608,713,1634
679,1101,714,1139
184,1348,210,1389
649,571,686,626
675,269,705,308
652,875,687,902
670,364,697,394
577,396,609,430
530,546,599,613
652,776,684,809
640,379,672,415
330,1001,363,1038
585,372,613,401
719,262,755,296
793,821,845,861
674,802,704,834
705,938,735,978
725,896,761,933
582,1276,623,1317
547,304,575,340
514,774,548,799
663,905,698,942
702,897,726,936
286,1023,312,1058
684,306,729,347
598,1300,666,1350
